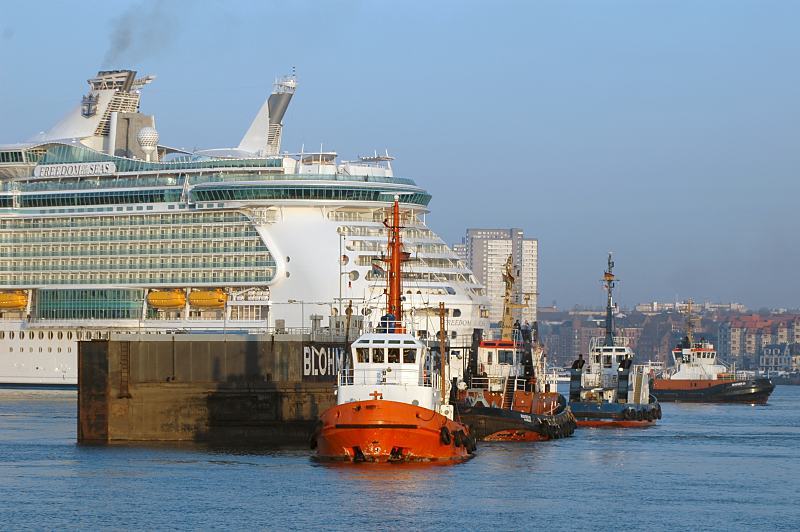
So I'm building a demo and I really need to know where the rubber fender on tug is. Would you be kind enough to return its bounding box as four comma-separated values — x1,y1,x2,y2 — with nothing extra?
466,434,477,453
636,409,644,421
656,405,662,420
440,425,452,445
309,421,321,449
453,430,465,448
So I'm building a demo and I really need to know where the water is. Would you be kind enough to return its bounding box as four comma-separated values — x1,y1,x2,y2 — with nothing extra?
1,388,799,530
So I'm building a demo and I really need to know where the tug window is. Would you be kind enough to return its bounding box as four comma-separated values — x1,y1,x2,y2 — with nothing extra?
356,348,369,363
387,348,400,363
403,348,416,363
371,348,385,363
487,352,493,365
603,355,612,367
498,350,514,365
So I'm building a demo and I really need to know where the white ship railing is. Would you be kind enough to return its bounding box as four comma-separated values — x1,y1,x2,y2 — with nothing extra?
589,336,630,350
338,367,436,388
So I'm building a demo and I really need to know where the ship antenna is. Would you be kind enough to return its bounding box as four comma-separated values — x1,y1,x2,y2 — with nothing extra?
603,252,616,346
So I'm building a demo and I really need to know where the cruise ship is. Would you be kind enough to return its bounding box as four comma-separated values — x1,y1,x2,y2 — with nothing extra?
0,69,488,386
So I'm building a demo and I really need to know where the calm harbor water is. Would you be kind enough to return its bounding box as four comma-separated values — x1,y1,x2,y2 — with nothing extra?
1,387,799,530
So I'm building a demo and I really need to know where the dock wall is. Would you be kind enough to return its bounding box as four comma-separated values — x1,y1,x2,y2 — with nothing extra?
78,334,346,444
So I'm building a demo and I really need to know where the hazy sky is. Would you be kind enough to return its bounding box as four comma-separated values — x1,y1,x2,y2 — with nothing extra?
1,0,798,310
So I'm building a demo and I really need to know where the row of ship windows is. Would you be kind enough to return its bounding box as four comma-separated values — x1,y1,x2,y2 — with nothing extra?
355,255,463,270
0,246,270,259
0,187,432,209
0,271,275,285
343,226,436,239
8,190,182,208
0,228,261,243
1,238,264,251
1,330,104,341
193,187,432,206
0,231,261,247
0,212,252,230
9,347,72,354
347,240,451,254
0,260,275,272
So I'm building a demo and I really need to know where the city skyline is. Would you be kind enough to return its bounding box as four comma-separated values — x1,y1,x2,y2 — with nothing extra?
1,0,798,309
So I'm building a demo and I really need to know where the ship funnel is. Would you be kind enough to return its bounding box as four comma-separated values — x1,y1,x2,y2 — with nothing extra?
238,71,297,156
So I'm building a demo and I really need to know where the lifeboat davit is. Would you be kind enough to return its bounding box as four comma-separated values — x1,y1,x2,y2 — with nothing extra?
188,289,227,309
146,290,186,310
0,290,28,310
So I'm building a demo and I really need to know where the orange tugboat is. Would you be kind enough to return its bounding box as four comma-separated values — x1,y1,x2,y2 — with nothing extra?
313,196,475,462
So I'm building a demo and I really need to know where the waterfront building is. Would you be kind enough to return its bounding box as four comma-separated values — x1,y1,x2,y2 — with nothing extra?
0,69,488,385
458,228,537,325
718,315,800,369
634,301,747,315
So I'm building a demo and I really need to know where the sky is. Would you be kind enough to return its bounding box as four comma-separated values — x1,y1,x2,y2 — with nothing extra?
0,0,798,310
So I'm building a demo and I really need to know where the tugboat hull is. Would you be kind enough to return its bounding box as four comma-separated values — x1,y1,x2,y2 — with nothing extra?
569,401,661,428
314,399,475,463
457,404,576,441
652,377,774,404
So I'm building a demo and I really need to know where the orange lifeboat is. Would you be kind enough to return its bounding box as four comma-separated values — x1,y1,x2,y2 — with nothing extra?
188,289,227,309
146,290,186,310
0,290,28,310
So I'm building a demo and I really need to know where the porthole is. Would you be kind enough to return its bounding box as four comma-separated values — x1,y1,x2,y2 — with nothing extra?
68,348,72,353
9,331,14,340
453,309,462,318
48,332,53,340
0,331,4,339
57,331,63,340
39,347,42,352
67,331,73,340
48,347,52,353
29,331,34,340
39,331,44,340
57,347,61,353
19,347,23,352
349,270,359,281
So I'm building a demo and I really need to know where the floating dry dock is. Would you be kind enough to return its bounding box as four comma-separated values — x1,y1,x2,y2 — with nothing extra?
78,333,347,444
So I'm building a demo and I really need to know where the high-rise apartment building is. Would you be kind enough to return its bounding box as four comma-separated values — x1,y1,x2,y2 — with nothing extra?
458,228,538,325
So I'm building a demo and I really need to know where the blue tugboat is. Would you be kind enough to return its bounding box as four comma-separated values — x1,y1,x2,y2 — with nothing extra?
568,254,661,427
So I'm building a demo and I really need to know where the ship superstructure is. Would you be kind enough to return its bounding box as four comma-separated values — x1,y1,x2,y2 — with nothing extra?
0,70,488,385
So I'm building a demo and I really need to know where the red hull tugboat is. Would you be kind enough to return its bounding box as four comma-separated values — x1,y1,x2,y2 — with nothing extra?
455,256,576,442
568,254,661,427
651,301,775,404
313,197,475,462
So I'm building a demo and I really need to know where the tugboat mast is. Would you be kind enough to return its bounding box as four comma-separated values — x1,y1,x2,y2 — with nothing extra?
500,255,528,341
602,252,617,346
685,298,695,346
383,195,408,322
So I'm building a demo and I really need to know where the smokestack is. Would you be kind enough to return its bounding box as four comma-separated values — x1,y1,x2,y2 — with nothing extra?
107,112,118,156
